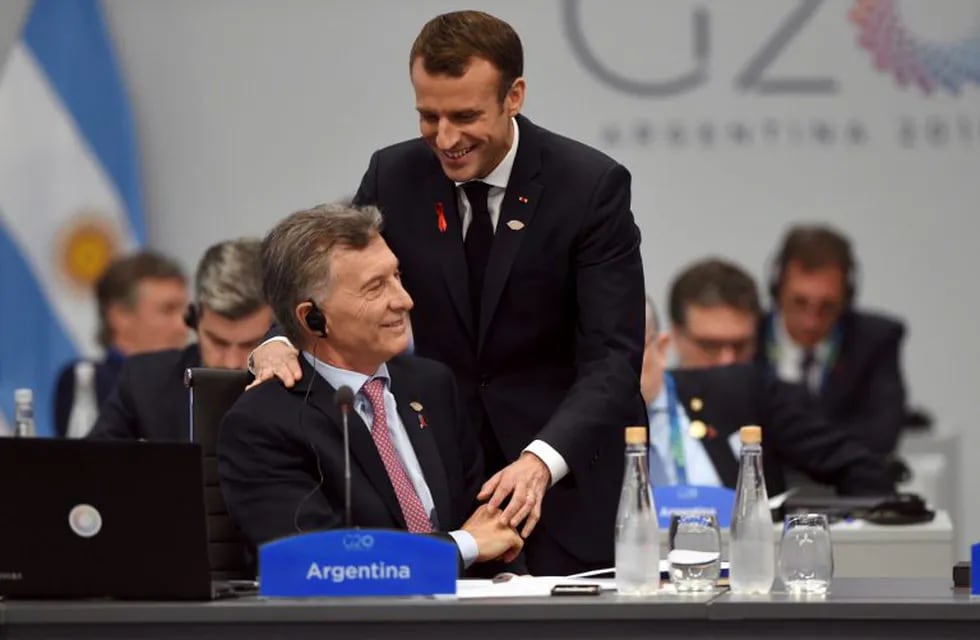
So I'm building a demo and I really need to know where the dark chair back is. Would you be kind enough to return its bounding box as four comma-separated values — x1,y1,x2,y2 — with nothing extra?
184,367,253,580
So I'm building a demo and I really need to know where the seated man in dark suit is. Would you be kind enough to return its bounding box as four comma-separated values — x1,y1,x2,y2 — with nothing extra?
218,203,523,570
642,298,893,496
54,251,189,437
758,226,907,455
88,238,272,441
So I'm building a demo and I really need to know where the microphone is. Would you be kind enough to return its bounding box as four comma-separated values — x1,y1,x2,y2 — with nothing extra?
335,385,355,528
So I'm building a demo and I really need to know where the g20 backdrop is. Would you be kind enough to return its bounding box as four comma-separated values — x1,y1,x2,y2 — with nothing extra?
1,0,978,551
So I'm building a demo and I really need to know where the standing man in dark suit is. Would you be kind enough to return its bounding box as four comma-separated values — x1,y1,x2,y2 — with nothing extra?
249,11,646,574
54,251,189,437
88,238,271,442
219,204,523,571
758,226,907,455
642,299,893,497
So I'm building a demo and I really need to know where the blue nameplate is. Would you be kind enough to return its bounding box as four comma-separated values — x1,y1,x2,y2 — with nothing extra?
259,529,457,597
654,485,735,528
971,543,980,596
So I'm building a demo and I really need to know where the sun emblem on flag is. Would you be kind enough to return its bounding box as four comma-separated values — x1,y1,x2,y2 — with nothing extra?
56,213,121,291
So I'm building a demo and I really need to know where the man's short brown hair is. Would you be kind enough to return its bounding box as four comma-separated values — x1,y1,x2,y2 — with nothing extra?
96,251,186,348
669,258,761,328
776,225,855,274
410,10,523,103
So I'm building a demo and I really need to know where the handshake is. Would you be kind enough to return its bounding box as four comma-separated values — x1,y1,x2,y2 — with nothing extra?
462,504,524,564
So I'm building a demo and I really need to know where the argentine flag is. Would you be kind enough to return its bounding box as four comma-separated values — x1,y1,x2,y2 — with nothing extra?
0,0,144,436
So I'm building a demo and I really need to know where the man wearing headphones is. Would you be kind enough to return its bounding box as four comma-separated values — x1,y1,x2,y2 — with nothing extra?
217,204,523,571
757,225,907,455
88,238,272,442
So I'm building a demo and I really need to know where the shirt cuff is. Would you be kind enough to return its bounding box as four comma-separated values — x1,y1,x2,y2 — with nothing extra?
523,440,569,487
449,530,479,568
247,336,295,374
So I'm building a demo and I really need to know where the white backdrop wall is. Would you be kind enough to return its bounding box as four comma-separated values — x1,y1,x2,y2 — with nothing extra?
2,0,978,556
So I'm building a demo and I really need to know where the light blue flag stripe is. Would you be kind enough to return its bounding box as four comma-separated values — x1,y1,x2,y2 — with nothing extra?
0,214,77,437
22,0,145,242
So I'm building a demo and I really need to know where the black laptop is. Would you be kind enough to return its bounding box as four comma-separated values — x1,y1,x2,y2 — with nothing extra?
0,438,212,599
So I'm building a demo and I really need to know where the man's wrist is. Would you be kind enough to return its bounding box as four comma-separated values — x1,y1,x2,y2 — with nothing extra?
247,336,295,374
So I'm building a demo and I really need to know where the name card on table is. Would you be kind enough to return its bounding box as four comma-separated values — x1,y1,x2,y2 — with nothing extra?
259,529,457,597
654,485,735,528
971,543,980,596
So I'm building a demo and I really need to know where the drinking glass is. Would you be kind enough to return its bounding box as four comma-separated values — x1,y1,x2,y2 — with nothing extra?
778,512,833,595
667,510,721,592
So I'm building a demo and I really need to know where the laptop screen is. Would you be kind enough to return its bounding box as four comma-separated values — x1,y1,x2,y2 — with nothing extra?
0,438,211,600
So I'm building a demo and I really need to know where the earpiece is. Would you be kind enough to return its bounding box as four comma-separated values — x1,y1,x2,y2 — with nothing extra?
183,303,199,329
304,299,328,337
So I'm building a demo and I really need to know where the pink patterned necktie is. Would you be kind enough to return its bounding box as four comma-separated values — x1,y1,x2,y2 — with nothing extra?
360,378,433,533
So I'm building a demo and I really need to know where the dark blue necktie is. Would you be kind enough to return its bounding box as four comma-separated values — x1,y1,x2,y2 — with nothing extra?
800,349,817,394
462,181,492,324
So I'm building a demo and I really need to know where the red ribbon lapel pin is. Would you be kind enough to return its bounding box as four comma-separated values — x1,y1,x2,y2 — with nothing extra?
434,202,447,233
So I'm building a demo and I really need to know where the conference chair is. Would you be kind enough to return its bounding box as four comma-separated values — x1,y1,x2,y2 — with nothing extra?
184,367,254,581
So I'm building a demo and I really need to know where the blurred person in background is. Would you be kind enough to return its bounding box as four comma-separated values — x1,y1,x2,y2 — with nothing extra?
757,225,907,455
642,297,893,496
53,251,188,436
88,238,270,442
668,258,761,369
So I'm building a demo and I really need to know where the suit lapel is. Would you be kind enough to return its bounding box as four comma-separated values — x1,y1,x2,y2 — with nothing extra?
425,170,475,341
294,363,406,528
671,371,740,488
479,116,543,352
388,359,452,530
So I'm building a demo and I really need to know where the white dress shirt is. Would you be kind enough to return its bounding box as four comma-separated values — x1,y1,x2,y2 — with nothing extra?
303,353,478,567
774,314,832,394
455,116,520,236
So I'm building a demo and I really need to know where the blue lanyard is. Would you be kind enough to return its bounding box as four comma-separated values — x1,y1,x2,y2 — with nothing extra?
662,372,688,486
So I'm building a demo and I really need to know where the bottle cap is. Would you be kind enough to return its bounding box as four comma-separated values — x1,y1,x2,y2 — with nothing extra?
14,388,32,404
739,425,762,444
625,426,647,445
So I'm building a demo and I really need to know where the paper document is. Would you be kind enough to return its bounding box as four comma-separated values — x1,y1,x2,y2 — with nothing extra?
455,560,731,598
454,576,616,599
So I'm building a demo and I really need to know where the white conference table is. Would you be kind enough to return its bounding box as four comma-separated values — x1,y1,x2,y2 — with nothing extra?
657,510,953,578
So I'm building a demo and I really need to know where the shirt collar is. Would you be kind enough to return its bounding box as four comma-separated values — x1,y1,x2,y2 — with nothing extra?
454,116,519,190
301,352,390,395
649,383,669,414
775,312,833,363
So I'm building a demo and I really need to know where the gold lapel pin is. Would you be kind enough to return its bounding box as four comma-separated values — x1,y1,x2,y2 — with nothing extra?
689,420,708,440
506,220,526,231
690,397,704,412
409,401,423,412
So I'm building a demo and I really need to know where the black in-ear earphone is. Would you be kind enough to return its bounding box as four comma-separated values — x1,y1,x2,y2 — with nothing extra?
304,298,327,337
183,303,199,329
